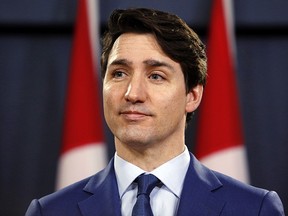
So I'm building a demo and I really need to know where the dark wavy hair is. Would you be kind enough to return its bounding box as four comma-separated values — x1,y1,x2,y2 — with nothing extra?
101,8,207,123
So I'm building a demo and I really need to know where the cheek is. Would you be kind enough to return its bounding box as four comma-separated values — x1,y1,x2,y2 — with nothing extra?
102,91,117,130
103,84,123,114
103,86,114,114
103,83,115,102
162,87,186,109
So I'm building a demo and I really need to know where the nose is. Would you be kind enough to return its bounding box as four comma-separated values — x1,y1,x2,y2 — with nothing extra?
124,75,146,103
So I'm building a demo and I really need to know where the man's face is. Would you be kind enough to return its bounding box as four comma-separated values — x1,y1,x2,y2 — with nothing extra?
103,33,202,149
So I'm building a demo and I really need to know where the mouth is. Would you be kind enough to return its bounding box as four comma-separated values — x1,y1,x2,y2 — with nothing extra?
120,110,151,121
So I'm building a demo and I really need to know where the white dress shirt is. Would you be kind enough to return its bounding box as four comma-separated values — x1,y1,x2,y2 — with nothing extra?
114,146,190,216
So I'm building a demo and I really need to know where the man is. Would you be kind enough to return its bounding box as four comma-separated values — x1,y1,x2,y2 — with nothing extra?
26,8,285,216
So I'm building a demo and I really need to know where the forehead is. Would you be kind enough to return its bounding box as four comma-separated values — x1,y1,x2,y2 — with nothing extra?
107,33,176,66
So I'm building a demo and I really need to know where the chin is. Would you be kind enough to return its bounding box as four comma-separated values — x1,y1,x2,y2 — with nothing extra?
117,132,152,146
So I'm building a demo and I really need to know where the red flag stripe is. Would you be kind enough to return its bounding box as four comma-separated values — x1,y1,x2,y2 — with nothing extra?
195,0,244,159
195,0,249,183
61,0,104,153
56,0,107,189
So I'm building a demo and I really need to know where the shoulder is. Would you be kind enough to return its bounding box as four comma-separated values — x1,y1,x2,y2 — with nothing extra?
44,158,115,205
187,153,285,215
25,176,91,216
214,170,267,197
26,161,116,216
26,176,93,216
212,170,285,215
40,176,92,205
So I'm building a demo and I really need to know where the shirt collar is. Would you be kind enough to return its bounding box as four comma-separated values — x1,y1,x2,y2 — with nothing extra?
114,146,190,198
114,153,145,198
150,146,190,198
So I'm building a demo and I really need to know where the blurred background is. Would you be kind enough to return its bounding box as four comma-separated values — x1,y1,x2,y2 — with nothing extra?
0,0,288,215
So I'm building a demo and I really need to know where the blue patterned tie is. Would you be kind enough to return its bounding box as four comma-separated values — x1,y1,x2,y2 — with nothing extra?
132,174,160,216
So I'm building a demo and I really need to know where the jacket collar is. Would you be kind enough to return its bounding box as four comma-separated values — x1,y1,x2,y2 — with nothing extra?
177,153,225,216
77,153,225,216
78,158,122,216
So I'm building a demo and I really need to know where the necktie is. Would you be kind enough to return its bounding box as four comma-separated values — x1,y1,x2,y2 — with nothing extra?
132,174,160,216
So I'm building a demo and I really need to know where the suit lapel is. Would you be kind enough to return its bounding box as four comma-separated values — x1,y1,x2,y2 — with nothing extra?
76,154,226,216
177,153,226,216
78,158,122,216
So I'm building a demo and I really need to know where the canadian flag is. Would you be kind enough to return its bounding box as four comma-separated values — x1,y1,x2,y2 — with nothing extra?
56,0,107,189
195,0,249,183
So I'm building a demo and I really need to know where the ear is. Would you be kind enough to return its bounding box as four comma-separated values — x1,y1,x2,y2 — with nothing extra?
185,85,203,113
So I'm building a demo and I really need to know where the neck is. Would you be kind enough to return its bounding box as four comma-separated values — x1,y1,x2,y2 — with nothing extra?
115,139,185,172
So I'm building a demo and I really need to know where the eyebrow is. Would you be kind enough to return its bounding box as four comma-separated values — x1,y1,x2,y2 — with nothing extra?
143,59,175,72
109,58,133,67
109,58,175,72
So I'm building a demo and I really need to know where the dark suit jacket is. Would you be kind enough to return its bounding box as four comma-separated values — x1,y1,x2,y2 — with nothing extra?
26,153,285,215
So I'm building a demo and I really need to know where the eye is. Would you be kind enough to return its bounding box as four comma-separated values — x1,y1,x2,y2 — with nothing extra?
149,73,164,81
112,70,126,79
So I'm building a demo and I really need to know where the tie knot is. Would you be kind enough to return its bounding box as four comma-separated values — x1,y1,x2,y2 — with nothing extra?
136,174,160,197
